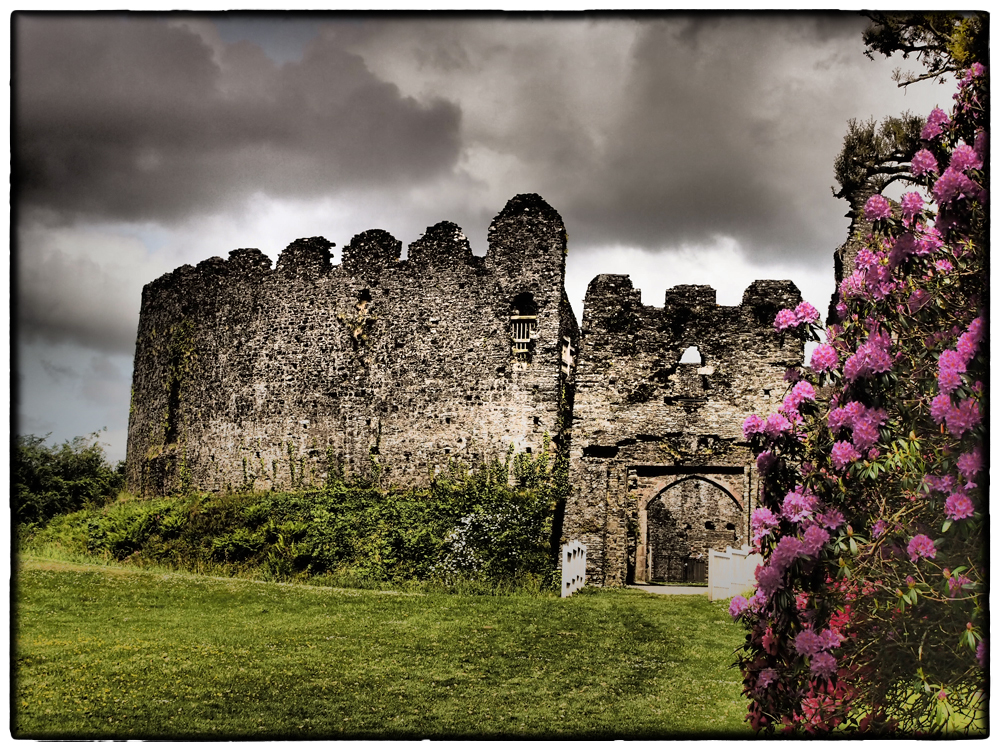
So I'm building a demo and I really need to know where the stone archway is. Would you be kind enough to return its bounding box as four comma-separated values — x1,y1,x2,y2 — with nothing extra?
638,475,745,583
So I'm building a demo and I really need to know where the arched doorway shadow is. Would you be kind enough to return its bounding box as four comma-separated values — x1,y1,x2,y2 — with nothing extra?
634,474,745,584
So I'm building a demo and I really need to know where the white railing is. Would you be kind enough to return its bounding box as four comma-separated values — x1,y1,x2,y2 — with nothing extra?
561,540,587,597
707,544,761,601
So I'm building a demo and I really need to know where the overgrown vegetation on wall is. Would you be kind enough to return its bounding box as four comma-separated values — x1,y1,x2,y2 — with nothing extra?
19,443,568,591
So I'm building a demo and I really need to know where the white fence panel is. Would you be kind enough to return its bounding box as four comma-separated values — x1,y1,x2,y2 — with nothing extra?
708,544,762,601
561,540,587,598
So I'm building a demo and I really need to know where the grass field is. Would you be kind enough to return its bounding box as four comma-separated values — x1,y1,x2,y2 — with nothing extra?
12,555,752,739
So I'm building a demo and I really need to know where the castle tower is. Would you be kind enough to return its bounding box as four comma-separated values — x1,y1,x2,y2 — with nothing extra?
125,195,578,496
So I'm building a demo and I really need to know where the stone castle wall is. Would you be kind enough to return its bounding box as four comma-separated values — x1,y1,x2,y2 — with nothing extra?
562,275,803,586
126,194,578,495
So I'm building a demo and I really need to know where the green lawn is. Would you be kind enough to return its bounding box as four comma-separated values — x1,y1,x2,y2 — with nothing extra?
12,556,752,739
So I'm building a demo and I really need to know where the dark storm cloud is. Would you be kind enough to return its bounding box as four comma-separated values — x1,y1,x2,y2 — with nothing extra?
13,14,462,224
560,14,870,261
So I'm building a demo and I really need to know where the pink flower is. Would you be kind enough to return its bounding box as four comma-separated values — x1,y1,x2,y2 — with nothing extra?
843,329,893,382
900,192,925,223
774,308,799,331
933,167,980,204
937,349,966,393
782,490,817,523
945,398,981,438
831,441,861,471
757,668,777,689
817,509,845,531
790,380,816,404
907,534,937,562
801,525,830,557
742,414,764,439
935,259,954,273
864,194,893,221
950,142,983,172
851,408,886,453
810,343,839,373
729,595,749,619
794,629,825,656
923,474,956,495
872,519,888,538
907,288,931,313
944,491,975,520
771,535,804,571
930,393,953,424
921,107,951,140
810,652,838,679
948,572,972,597
957,446,983,485
756,563,785,598
794,301,820,325
756,451,777,474
911,148,939,177
763,412,793,438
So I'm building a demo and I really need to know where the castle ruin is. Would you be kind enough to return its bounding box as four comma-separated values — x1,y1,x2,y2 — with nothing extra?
126,193,802,587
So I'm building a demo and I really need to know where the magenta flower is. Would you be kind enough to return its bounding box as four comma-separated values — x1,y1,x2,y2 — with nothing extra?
801,525,830,557
907,288,931,313
774,308,799,331
810,652,838,679
900,192,925,223
794,629,825,656
872,519,888,538
921,107,950,140
911,148,939,177
771,535,804,571
790,380,816,404
864,194,892,221
843,329,893,382
907,534,937,562
930,393,953,424
937,349,966,393
756,450,777,474
810,343,839,373
945,491,975,521
957,446,983,485
947,572,972,597
945,398,981,438
757,668,777,689
782,490,816,523
831,441,861,471
756,563,785,598
742,414,764,439
950,142,983,172
977,640,987,668
933,167,980,204
817,508,845,531
762,412,793,438
729,595,749,619
794,301,820,325
935,259,954,273
923,474,956,495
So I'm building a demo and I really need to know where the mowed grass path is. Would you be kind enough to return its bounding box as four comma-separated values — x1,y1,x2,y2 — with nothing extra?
13,557,752,739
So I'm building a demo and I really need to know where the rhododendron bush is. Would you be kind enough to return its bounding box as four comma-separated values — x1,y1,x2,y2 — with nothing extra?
734,19,987,737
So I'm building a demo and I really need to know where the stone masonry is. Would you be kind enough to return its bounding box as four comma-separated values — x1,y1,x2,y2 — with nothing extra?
562,276,803,586
126,193,805,587
126,194,578,495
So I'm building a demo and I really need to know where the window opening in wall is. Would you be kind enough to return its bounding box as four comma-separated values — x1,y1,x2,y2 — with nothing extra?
510,292,538,363
679,345,703,364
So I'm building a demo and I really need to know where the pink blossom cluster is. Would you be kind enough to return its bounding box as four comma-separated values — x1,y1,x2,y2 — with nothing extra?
752,507,780,546
920,107,951,140
864,194,892,221
907,534,937,563
809,343,839,373
930,394,982,438
946,570,972,597
843,329,892,382
830,441,861,471
782,488,818,523
932,167,984,205
900,192,925,224
782,380,816,422
773,300,821,332
944,490,975,521
793,628,843,679
911,148,939,177
957,445,983,487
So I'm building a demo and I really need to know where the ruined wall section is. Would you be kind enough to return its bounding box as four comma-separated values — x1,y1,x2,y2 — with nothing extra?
126,194,576,496
563,276,803,586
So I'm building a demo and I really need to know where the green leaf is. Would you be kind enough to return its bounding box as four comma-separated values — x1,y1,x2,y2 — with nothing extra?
942,519,952,533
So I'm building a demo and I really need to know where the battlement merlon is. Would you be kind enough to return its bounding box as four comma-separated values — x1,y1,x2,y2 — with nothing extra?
341,229,402,277
486,193,568,283
406,221,475,268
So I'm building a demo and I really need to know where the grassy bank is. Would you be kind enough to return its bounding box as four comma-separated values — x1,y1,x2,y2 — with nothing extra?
13,556,751,739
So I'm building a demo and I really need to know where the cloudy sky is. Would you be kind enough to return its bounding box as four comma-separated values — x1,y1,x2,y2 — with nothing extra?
13,11,956,462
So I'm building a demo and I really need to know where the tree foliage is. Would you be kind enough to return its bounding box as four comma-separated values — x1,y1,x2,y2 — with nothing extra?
734,14,987,737
13,432,125,525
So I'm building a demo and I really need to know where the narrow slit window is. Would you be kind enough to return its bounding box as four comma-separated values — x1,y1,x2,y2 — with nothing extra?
511,292,538,363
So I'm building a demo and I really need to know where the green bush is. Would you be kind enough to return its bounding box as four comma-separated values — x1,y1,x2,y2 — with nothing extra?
24,447,567,591
13,433,125,525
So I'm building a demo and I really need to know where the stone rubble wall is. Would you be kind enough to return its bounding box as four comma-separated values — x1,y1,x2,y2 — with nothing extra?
563,275,803,586
126,194,578,496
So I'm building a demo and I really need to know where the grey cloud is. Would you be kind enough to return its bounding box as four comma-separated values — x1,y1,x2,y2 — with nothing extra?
14,14,462,224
